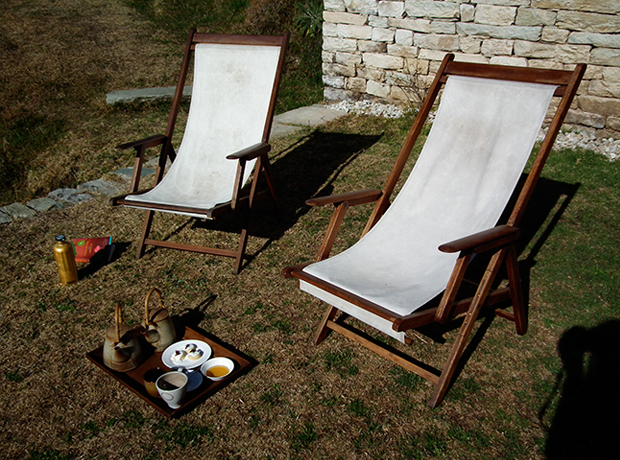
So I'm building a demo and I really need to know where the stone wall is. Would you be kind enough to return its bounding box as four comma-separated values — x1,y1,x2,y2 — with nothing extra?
322,0,620,138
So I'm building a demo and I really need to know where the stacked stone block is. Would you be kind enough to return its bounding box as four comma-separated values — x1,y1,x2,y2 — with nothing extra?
322,0,620,138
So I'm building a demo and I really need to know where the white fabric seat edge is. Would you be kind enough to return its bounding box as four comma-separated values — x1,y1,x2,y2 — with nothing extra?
300,281,409,344
121,202,210,219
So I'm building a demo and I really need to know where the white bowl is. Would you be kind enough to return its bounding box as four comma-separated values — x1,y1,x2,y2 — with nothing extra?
200,357,235,381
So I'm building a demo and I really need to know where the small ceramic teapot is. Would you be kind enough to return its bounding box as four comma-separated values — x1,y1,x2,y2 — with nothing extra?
103,303,144,372
143,288,176,352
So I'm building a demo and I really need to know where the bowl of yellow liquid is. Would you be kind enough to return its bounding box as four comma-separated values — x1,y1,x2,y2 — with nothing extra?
200,357,235,381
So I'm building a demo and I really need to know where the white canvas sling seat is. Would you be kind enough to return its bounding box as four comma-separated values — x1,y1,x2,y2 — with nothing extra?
124,42,283,218
111,30,289,274
299,75,557,344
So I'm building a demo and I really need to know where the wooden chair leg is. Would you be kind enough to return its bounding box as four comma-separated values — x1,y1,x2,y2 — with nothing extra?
315,305,338,345
429,249,506,408
234,167,259,274
505,244,527,335
234,227,249,274
136,210,155,259
262,156,278,206
316,202,349,262
435,254,472,324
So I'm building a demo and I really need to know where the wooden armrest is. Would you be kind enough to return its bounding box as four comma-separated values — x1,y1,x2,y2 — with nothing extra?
306,189,382,261
116,134,167,151
439,225,521,254
226,142,271,161
306,189,382,207
281,263,310,279
116,134,169,193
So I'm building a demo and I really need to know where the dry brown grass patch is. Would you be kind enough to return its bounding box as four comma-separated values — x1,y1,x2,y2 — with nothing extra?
0,0,180,204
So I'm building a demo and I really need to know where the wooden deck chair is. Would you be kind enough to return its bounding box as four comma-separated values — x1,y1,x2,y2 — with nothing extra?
283,54,585,408
111,29,289,274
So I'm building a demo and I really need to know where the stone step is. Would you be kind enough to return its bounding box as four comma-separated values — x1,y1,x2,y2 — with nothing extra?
106,86,192,105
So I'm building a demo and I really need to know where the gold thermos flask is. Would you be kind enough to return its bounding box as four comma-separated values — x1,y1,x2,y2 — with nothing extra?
53,235,78,285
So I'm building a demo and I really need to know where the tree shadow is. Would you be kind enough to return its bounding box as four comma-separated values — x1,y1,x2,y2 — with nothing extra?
542,320,620,459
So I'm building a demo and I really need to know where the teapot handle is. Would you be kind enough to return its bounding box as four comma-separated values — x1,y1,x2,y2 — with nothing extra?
144,287,163,325
114,303,123,343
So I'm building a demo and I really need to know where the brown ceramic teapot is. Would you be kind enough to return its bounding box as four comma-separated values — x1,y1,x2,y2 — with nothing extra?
103,303,144,372
143,288,176,352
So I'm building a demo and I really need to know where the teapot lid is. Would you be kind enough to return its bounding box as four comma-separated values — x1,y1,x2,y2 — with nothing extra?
105,322,134,342
148,307,169,322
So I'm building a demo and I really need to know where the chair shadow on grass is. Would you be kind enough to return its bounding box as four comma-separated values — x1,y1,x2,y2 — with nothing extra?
542,320,620,459
462,176,580,377
161,130,383,265
511,177,581,312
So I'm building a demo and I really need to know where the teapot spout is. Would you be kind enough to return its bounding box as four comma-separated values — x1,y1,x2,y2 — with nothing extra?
144,328,161,345
112,346,131,364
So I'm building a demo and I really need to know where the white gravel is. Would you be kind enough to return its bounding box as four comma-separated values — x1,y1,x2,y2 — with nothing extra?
328,101,619,161
328,100,405,119
536,127,620,161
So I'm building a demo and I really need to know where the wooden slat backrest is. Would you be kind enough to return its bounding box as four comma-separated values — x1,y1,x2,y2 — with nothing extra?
192,33,288,47
442,60,574,96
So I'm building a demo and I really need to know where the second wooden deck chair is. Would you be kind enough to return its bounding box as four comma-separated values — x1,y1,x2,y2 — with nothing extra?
283,54,585,407
111,30,289,273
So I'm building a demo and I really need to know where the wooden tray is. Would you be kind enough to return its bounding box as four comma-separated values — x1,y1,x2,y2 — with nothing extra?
86,326,254,418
